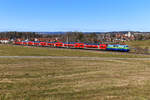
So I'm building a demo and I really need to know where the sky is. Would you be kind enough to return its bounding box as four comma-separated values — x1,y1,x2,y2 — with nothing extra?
0,0,150,32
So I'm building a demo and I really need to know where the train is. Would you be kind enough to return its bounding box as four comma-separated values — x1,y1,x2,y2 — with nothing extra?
14,41,130,52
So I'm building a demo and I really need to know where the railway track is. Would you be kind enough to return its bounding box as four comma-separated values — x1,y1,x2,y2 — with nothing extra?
11,44,150,56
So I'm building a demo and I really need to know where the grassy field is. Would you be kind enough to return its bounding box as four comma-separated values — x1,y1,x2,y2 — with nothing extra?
0,45,149,58
125,40,150,53
126,40,150,47
0,58,150,100
0,45,150,100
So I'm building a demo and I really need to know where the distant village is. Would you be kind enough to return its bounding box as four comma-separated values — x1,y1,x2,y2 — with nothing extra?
0,31,150,44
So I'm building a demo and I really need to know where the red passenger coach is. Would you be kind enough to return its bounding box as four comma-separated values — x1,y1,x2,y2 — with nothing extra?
34,42,40,46
85,44,93,48
47,42,54,46
99,44,107,50
85,44,99,48
55,42,63,47
15,41,22,45
40,42,47,46
23,41,28,45
28,41,34,46
64,43,74,48
74,43,84,48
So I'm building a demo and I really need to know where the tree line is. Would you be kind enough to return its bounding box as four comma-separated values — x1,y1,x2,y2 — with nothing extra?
0,31,99,43
1,31,150,43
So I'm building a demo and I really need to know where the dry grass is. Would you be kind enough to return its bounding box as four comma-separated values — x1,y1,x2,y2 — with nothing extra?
126,40,150,47
0,45,149,100
125,40,150,54
0,58,150,100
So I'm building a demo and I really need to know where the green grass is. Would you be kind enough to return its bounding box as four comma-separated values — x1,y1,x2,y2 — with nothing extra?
0,58,150,100
0,45,149,58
